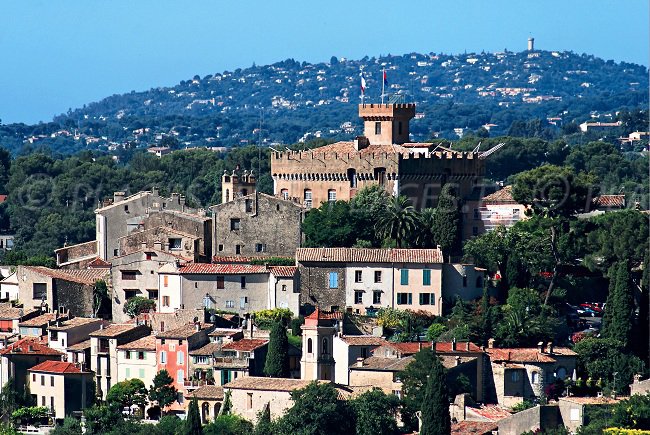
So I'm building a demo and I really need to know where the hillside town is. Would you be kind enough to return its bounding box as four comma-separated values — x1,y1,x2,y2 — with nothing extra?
0,101,647,435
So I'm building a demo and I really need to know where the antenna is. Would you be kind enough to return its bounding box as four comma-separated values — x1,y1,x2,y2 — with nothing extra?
473,142,482,153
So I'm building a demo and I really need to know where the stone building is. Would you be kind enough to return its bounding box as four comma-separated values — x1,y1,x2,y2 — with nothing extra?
54,241,98,269
210,192,303,258
271,103,485,211
95,189,197,261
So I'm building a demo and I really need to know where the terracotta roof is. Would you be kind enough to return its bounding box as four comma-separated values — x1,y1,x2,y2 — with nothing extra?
19,313,61,327
561,396,626,405
224,377,319,392
89,323,145,338
296,248,443,264
189,385,224,400
53,240,97,254
23,266,108,285
482,185,517,203
268,266,298,277
305,141,411,157
467,404,512,421
87,257,112,268
0,304,36,320
486,347,577,363
436,342,483,353
338,336,387,347
440,356,478,369
0,195,7,203
593,195,625,208
49,317,104,331
349,356,414,371
0,337,63,356
189,342,222,356
305,308,343,321
67,339,91,351
380,341,433,355
29,360,85,374
117,335,156,351
221,339,268,352
157,323,212,339
172,264,268,275
208,328,242,338
452,421,498,435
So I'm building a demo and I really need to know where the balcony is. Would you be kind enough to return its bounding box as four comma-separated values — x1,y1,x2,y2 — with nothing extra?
95,346,110,354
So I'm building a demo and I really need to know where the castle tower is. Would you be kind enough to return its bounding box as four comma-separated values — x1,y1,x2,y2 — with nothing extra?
221,167,256,203
358,103,416,145
528,37,535,52
300,308,339,381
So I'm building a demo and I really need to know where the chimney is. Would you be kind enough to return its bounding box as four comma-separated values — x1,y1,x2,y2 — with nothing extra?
356,357,364,368
465,342,470,351
452,338,457,351
548,342,554,355
455,356,461,366
152,187,159,197
337,319,343,337
154,241,163,251
418,342,423,351
487,338,495,349
195,322,201,332
99,323,104,330
538,341,546,353
249,317,254,339
113,192,125,203
171,193,180,204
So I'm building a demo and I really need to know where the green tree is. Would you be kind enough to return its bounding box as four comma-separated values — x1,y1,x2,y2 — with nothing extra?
432,184,461,257
425,323,446,342
420,355,451,435
182,397,202,435
83,404,123,435
93,280,110,318
220,390,232,416
376,196,420,248
123,296,156,318
602,262,635,348
398,347,436,430
155,415,184,435
253,403,273,435
274,382,354,435
610,393,650,429
148,370,177,411
264,321,290,377
51,417,82,435
351,389,399,435
106,379,148,410
478,281,494,346
204,414,253,435
302,201,356,247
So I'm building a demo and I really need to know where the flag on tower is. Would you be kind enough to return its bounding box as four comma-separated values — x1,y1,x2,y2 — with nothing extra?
383,70,388,87
360,73,367,94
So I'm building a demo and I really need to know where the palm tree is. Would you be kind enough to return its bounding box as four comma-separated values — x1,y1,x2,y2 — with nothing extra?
376,196,421,248
416,208,437,248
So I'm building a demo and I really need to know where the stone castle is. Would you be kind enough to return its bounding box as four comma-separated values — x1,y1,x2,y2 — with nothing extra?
270,103,485,209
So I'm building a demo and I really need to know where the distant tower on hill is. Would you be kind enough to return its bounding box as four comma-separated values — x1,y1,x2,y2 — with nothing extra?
528,37,535,52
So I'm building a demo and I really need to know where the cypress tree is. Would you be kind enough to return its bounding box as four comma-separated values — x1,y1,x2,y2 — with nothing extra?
264,321,290,377
420,354,451,435
603,261,635,347
254,403,273,435
479,281,493,346
183,397,203,435
432,184,461,258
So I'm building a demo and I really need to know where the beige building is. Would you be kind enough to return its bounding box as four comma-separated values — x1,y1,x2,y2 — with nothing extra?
558,396,622,434
332,335,387,385
48,317,104,371
0,269,19,302
187,385,224,424
116,334,158,387
301,309,340,381
89,323,151,400
28,360,94,420
464,185,528,239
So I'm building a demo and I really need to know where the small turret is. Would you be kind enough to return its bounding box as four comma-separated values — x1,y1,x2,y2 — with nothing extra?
221,166,256,203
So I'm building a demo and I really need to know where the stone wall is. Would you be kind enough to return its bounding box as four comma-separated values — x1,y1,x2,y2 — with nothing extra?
54,280,94,318
118,227,200,261
498,405,561,435
297,263,346,313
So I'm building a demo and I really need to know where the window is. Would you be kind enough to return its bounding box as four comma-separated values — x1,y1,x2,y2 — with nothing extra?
217,276,225,289
511,371,520,382
247,393,253,410
50,331,58,341
556,367,567,380
138,352,145,360
328,189,336,202
281,189,289,200
398,121,403,135
50,376,54,387
32,374,36,382
41,375,44,386
255,243,266,253
235,244,242,254
124,205,129,213
145,252,153,261
139,368,145,379
148,289,158,300
462,276,467,287
307,338,313,354
474,208,480,220
169,238,182,250
124,290,138,300
225,300,235,308
513,208,520,216
50,396,54,412
160,322,165,332
354,291,363,304
245,199,253,213
304,190,312,209
218,244,224,252
373,291,382,304
400,269,409,285
125,367,131,378
113,249,119,257
397,293,412,305
322,338,329,354
240,297,247,309
162,296,170,307
419,293,435,305
532,371,540,384
32,283,47,300
328,272,338,288
125,351,131,360
160,351,167,364
354,270,362,283
176,369,184,384
374,122,381,135
348,168,357,188
177,351,184,365
240,276,246,289
374,271,382,283
281,284,287,292
121,271,137,281
423,269,431,286
163,275,169,287
42,396,45,407
230,219,241,231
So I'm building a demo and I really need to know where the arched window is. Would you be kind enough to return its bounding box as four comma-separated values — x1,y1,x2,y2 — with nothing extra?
556,367,567,380
307,338,313,354
347,169,357,188
322,338,329,354
281,189,288,200
531,371,540,384
476,276,483,288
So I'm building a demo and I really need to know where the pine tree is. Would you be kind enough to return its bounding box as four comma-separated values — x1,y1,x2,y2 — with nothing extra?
264,321,290,377
420,355,451,435
432,184,461,258
183,397,202,435
148,370,177,411
603,261,635,348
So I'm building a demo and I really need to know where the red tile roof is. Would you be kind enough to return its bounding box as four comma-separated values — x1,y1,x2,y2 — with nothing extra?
452,421,498,435
29,360,85,374
268,266,297,277
89,323,147,338
305,142,411,157
486,347,577,363
24,266,109,286
296,248,443,264
467,404,512,421
379,341,482,355
339,336,387,347
189,385,224,400
19,313,62,327
305,308,343,321
117,335,156,351
221,339,268,352
0,337,63,356
157,323,212,339
482,185,517,203
0,195,7,203
67,339,91,351
174,264,268,275
87,257,112,268
0,304,37,320
593,194,625,208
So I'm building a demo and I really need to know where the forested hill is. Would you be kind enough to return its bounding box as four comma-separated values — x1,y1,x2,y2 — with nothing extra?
1,49,648,155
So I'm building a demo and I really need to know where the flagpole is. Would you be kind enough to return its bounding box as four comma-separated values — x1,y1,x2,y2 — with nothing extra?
381,68,385,105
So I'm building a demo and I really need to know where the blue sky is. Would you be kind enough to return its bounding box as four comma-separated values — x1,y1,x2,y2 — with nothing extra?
1,0,648,124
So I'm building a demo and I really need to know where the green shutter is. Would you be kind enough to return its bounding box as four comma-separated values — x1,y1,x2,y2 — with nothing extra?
125,368,130,378
423,269,431,286
400,269,409,285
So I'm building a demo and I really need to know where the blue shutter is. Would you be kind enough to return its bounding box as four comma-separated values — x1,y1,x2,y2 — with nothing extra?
329,272,338,288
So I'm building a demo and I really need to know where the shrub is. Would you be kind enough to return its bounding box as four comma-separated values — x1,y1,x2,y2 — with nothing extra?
123,296,156,318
